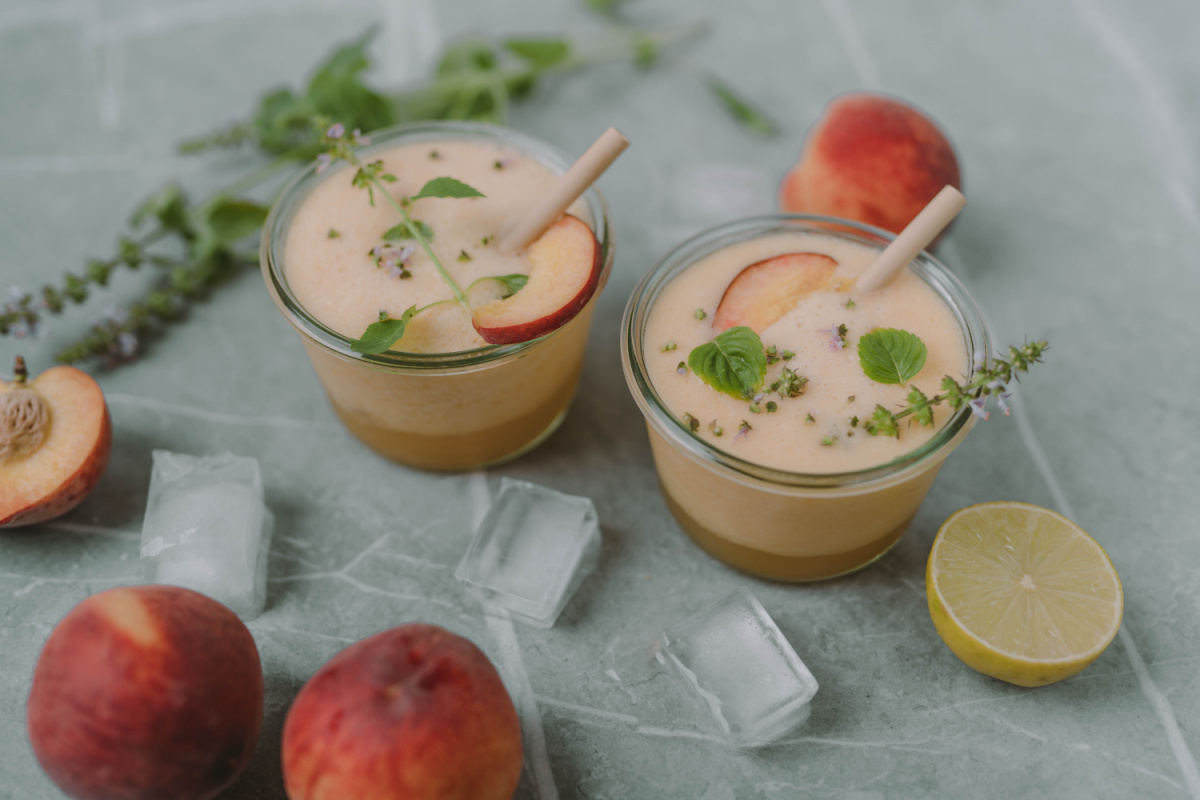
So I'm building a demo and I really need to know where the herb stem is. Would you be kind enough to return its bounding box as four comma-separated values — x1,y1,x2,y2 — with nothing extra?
371,176,471,312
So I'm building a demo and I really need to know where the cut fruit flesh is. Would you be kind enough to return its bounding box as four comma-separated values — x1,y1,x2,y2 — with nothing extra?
0,366,112,528
712,252,838,334
926,501,1123,687
472,214,602,345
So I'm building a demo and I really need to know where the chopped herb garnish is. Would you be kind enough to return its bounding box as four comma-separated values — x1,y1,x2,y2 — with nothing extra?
708,419,723,437
849,416,859,427
681,412,700,432
845,298,856,309
661,340,677,352
694,308,707,320
820,435,836,447
677,360,688,375
748,402,761,414
327,228,340,239
804,413,815,424
458,249,472,262
766,401,778,413
429,149,441,160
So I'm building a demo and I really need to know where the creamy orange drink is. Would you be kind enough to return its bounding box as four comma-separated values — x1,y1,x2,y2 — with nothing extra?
262,123,612,470
622,216,989,581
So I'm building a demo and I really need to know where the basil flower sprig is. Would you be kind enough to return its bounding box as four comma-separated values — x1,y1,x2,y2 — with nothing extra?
857,328,1049,437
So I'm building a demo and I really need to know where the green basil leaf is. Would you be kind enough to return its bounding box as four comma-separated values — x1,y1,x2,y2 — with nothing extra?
382,220,434,241
204,199,269,242
505,38,571,71
705,75,778,136
488,274,528,298
351,306,417,354
412,177,486,200
304,28,395,135
857,328,928,385
687,326,768,399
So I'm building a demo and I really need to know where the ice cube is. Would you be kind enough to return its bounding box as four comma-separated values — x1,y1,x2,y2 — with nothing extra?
140,450,274,620
654,587,818,748
455,478,600,628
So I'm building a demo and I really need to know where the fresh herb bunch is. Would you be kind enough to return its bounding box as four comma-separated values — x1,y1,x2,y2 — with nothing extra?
2,16,713,366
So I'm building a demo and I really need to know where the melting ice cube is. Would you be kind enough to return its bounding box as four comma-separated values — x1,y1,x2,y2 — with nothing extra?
455,478,600,628
140,450,274,620
655,586,818,747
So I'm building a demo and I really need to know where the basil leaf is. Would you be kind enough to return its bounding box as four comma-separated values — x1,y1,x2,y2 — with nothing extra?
505,38,571,71
687,326,768,399
382,220,434,241
204,199,269,242
488,274,528,298
351,306,418,354
411,177,485,200
857,328,928,385
705,75,778,136
304,29,395,137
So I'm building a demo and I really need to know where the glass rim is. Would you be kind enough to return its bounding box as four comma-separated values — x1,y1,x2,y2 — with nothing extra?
620,213,991,490
261,120,614,371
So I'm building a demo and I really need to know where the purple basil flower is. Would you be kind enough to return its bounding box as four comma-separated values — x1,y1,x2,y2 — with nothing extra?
968,396,990,421
997,391,1012,416
326,123,345,140
315,153,332,173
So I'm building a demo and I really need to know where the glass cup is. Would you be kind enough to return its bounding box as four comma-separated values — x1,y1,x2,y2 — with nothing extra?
262,122,613,471
621,215,989,581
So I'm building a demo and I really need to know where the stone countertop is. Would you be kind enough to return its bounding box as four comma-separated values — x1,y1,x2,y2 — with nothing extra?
2,0,1198,797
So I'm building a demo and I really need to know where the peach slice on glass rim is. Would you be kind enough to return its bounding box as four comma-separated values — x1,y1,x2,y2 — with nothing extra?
712,252,838,335
0,357,112,528
472,214,602,345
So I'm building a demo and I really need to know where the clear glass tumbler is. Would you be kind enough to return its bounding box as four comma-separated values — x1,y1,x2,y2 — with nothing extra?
621,215,988,581
262,122,613,471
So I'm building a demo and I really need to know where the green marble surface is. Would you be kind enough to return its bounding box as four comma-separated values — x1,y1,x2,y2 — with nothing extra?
2,0,1198,797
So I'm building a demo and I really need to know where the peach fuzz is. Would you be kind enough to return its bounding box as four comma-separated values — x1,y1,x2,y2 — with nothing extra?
778,92,962,246
282,623,523,800
1,358,111,528
26,586,264,800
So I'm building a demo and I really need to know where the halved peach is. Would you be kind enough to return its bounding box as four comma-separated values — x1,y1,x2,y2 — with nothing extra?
472,214,602,345
712,252,838,334
0,358,112,528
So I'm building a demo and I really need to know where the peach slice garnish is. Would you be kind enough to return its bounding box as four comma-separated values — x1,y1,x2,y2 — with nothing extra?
0,357,111,528
472,214,602,345
712,252,838,334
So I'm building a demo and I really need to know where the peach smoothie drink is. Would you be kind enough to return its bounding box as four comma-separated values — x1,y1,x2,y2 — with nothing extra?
622,216,988,581
262,123,612,471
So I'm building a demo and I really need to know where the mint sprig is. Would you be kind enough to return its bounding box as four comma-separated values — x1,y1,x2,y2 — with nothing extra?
687,326,768,399
857,328,928,385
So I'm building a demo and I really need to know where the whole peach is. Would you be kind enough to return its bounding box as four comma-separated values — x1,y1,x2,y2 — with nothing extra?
779,92,962,246
26,586,264,800
282,623,523,800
